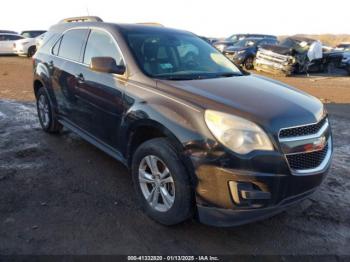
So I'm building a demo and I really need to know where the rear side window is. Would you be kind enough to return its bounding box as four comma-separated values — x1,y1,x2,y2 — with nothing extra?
0,35,22,41
83,30,124,66
8,35,23,40
58,29,88,61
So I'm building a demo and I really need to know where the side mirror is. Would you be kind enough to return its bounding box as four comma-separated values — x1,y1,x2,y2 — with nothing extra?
90,57,126,75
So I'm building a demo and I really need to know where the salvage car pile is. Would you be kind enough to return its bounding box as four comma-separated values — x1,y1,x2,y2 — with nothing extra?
254,36,343,76
213,34,349,76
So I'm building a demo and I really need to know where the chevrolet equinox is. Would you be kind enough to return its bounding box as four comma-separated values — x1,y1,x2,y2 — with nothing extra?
33,17,333,226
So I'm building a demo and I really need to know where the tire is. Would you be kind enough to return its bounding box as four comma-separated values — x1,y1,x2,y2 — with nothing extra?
244,56,255,70
27,46,36,58
131,138,193,225
325,62,336,74
36,87,62,133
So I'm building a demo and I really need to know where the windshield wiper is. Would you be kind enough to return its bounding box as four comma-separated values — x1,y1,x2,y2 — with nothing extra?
156,74,208,80
216,72,243,78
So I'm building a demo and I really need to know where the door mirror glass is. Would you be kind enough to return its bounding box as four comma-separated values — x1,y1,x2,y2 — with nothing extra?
90,57,126,75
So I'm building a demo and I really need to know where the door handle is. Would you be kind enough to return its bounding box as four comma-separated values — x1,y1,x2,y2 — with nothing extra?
76,73,85,84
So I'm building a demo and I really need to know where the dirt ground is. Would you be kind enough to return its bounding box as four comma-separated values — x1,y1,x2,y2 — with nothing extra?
0,56,350,256
1,56,350,103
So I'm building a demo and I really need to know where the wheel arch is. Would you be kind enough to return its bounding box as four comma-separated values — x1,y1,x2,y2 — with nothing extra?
125,119,183,166
124,119,198,188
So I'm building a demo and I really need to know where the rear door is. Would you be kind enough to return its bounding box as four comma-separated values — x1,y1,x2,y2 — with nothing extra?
6,35,23,53
0,35,14,53
76,29,126,148
49,29,90,123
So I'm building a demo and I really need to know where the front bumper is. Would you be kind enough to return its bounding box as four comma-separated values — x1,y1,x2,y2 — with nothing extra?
197,188,317,227
191,117,332,227
193,164,330,227
13,47,27,55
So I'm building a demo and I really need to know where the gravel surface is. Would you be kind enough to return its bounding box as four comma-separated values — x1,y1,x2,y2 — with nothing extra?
0,56,349,255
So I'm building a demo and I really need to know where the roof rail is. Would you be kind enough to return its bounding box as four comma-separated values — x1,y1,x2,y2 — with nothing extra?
137,22,164,27
58,16,103,23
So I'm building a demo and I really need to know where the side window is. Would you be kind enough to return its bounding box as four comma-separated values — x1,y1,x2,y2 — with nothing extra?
0,35,11,41
8,35,23,41
58,29,88,61
83,30,124,66
52,37,61,56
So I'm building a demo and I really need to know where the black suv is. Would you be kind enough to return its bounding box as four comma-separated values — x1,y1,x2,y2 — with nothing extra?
213,34,277,52
223,37,279,69
33,17,332,227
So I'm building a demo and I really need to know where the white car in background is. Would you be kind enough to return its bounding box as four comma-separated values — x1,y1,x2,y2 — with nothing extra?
0,33,24,54
13,30,46,57
35,33,47,50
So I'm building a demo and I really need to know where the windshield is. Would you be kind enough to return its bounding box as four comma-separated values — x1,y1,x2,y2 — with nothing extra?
121,30,242,80
233,38,259,48
21,31,46,38
226,35,238,42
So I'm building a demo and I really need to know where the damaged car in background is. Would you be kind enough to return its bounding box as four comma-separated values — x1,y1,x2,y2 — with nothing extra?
223,37,278,69
214,34,277,52
254,36,343,76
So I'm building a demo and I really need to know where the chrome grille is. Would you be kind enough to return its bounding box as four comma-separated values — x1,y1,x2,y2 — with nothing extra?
286,144,329,170
279,117,327,138
278,117,332,174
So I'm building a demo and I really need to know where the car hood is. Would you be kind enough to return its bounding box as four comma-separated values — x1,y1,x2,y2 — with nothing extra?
225,46,250,53
214,40,234,46
156,75,324,134
259,44,293,55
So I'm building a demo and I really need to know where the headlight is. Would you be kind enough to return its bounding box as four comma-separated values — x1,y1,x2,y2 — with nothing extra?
204,110,273,154
215,44,225,52
237,50,245,55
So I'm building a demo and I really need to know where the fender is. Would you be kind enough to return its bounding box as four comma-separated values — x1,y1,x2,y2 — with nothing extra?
34,59,59,113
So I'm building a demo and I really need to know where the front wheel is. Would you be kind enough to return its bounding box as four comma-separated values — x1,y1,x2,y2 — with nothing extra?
244,56,255,70
325,62,336,74
131,138,193,225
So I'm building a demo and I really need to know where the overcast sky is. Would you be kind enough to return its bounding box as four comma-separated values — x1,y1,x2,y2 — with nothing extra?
1,0,349,37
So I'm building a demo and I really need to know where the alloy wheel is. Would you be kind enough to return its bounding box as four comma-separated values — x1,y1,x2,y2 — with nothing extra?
138,155,175,212
37,94,50,128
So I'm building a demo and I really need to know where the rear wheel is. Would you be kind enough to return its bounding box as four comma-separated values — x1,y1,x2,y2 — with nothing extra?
36,87,62,133
132,138,193,225
27,46,36,57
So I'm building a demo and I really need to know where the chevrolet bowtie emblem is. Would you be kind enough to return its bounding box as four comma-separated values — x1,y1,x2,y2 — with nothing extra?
304,136,327,152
